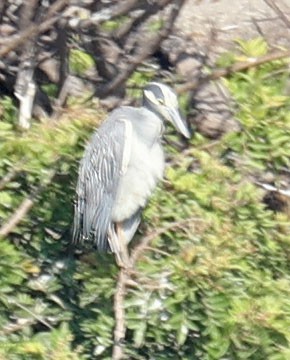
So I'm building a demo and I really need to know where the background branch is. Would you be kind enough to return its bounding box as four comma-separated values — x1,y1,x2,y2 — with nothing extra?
0,170,56,238
0,0,68,57
96,0,186,99
176,48,290,94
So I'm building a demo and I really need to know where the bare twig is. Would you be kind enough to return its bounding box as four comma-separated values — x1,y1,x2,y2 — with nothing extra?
116,0,172,46
130,217,198,266
263,0,290,29
0,0,68,57
0,167,20,191
0,197,35,238
0,318,35,336
14,0,38,129
66,0,148,30
176,49,290,94
0,0,7,23
52,20,70,118
11,300,53,330
56,21,69,99
112,215,199,358
256,182,290,198
97,0,186,98
112,268,128,360
0,170,55,238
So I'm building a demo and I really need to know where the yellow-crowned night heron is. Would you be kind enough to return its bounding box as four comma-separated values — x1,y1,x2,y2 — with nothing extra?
72,82,190,266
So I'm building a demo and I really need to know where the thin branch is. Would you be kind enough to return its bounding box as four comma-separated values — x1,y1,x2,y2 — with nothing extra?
112,214,199,359
0,319,35,336
130,216,199,266
0,0,69,57
0,170,56,238
0,167,20,191
112,268,128,360
66,0,148,30
256,181,290,198
0,197,35,238
11,300,53,330
96,0,186,98
0,0,7,23
116,0,172,46
263,0,290,29
176,48,290,94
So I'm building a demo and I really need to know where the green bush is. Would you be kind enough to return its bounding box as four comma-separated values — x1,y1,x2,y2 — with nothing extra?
0,39,290,359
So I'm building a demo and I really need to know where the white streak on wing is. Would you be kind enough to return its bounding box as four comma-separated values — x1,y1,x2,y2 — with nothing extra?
119,118,132,175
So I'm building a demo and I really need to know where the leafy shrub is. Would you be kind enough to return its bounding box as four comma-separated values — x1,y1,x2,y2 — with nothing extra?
0,39,290,359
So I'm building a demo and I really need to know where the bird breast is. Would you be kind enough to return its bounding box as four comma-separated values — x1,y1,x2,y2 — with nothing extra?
112,129,165,222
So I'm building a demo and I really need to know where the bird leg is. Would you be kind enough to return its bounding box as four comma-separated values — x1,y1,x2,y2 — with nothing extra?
108,222,131,269
115,222,131,269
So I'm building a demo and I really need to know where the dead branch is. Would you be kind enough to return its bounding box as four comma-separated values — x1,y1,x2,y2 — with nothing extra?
15,0,38,130
112,268,128,360
96,0,186,99
0,170,56,238
10,300,53,330
66,0,148,30
0,0,6,23
263,0,290,29
112,215,199,359
116,0,172,46
0,318,35,336
0,197,35,238
0,167,21,191
176,48,290,94
0,0,69,57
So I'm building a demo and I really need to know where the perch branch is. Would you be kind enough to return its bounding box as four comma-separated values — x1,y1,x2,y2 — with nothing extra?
112,215,199,358
112,268,128,360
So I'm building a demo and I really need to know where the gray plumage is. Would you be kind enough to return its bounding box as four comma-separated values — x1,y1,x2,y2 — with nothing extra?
72,82,190,266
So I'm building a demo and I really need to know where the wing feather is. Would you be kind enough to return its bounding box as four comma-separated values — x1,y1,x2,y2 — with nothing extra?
72,115,127,250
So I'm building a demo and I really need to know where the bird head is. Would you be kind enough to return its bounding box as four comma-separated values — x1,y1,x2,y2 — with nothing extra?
142,82,191,139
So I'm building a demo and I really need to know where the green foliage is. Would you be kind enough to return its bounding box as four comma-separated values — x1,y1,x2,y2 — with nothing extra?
101,16,129,32
147,18,164,32
220,39,290,171
0,100,104,359
41,84,58,98
69,49,95,76
0,96,18,125
0,37,290,359
235,37,268,58
127,69,156,100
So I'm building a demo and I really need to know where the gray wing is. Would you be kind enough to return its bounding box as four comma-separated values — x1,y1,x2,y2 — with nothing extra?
72,115,127,251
